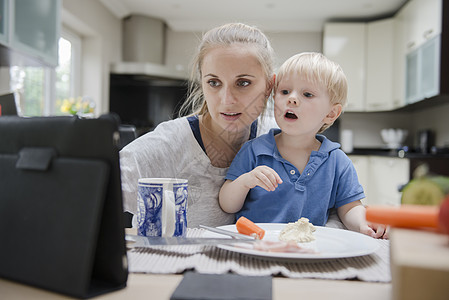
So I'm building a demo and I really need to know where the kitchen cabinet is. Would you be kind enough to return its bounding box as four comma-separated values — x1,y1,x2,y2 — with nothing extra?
323,23,366,112
368,156,409,206
0,0,8,45
365,18,403,111
324,20,402,112
348,155,410,206
405,35,441,104
324,0,445,112
399,0,442,53
2,0,60,67
399,0,444,105
348,155,370,205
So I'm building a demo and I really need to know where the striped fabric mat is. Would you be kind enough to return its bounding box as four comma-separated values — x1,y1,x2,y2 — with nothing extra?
127,228,391,282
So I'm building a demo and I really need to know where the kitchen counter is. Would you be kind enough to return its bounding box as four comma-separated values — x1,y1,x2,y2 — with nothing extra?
347,148,449,180
347,148,449,159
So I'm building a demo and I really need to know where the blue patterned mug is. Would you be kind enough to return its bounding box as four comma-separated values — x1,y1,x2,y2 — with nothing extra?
137,178,188,237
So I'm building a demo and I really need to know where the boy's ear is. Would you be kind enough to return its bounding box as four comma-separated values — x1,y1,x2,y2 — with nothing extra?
324,104,342,124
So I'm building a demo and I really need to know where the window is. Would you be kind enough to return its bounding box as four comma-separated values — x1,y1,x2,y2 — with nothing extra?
9,26,81,116
9,65,45,116
54,36,73,113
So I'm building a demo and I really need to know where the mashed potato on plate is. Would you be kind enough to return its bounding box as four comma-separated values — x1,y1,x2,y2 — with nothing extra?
279,217,316,243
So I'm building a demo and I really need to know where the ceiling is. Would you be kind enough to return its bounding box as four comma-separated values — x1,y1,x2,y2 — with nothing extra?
99,0,408,32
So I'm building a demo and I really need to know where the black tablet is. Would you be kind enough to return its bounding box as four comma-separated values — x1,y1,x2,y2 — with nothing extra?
0,114,128,298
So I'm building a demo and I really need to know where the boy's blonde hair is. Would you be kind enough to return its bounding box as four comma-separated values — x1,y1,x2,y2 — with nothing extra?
275,52,348,133
179,23,275,117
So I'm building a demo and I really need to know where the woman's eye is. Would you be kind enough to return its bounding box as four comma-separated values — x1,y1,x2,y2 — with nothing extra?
207,80,221,87
237,80,251,87
303,92,313,98
281,90,289,95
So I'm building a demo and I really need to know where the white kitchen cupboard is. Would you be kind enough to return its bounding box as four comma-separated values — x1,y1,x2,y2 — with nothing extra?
348,155,370,205
348,155,410,207
368,156,410,206
323,23,366,112
2,0,60,67
399,0,442,53
365,18,402,111
324,20,403,112
392,13,407,108
324,0,444,112
399,0,443,105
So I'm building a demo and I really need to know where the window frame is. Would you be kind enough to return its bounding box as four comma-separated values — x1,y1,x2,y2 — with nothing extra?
47,26,82,115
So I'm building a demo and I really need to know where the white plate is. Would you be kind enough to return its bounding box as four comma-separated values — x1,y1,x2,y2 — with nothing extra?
203,223,380,260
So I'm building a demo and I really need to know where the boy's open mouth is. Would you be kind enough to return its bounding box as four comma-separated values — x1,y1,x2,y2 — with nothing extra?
285,111,298,119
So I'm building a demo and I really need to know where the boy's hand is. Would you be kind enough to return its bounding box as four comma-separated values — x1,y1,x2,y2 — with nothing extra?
360,222,388,239
242,165,283,191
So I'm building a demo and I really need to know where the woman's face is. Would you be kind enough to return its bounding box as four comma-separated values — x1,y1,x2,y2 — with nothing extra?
201,44,271,134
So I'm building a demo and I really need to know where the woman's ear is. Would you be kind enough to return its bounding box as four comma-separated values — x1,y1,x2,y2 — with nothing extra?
324,104,342,123
266,74,276,97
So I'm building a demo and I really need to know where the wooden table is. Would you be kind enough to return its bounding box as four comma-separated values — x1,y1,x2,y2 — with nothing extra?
0,273,392,300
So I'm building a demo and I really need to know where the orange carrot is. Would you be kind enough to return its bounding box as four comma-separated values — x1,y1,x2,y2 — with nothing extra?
236,216,265,239
366,205,440,229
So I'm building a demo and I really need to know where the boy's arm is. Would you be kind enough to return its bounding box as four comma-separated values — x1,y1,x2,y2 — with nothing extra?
337,200,387,238
219,178,252,213
219,166,283,213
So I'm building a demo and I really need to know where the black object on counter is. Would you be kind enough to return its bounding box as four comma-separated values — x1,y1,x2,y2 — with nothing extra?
416,129,435,154
171,272,272,300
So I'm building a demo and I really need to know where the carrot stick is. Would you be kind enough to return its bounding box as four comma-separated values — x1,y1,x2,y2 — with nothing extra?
236,216,265,239
366,205,440,229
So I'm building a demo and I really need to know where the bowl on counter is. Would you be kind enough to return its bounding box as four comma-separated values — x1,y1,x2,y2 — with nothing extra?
381,128,408,149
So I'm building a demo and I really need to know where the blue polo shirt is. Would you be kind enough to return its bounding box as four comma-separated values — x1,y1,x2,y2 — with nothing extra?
225,128,365,225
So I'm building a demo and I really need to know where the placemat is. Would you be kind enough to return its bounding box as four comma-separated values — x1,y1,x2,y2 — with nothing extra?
127,228,391,282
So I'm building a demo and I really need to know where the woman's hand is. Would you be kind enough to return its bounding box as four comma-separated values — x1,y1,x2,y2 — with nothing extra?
242,165,283,191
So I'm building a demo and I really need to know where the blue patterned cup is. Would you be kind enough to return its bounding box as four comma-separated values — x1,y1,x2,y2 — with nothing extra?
137,178,188,237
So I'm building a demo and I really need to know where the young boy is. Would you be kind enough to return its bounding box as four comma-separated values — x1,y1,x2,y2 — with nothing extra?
219,52,386,238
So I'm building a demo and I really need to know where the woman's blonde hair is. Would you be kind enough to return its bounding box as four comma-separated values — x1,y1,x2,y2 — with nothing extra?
275,52,348,133
179,23,275,117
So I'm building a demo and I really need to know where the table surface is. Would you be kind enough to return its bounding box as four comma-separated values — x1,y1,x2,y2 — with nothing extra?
3,227,448,299
0,273,392,300
0,226,394,300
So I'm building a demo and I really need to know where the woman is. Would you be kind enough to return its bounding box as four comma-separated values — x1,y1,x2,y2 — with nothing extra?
120,23,276,227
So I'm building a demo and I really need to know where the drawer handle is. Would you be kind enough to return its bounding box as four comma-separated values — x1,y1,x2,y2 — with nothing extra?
369,103,382,108
423,29,434,39
407,41,415,49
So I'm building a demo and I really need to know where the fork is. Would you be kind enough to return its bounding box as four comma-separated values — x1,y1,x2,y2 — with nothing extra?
199,225,256,240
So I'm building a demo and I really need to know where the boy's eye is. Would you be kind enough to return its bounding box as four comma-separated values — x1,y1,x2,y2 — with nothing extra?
303,92,314,98
236,80,251,87
207,80,221,87
281,90,289,95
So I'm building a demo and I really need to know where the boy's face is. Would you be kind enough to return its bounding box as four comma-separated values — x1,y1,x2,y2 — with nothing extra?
273,73,341,137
